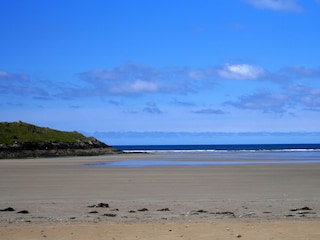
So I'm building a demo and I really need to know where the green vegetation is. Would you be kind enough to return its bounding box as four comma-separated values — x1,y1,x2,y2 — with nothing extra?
0,121,88,144
0,121,121,159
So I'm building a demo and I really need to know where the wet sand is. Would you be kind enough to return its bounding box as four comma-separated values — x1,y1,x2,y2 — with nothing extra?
1,153,320,239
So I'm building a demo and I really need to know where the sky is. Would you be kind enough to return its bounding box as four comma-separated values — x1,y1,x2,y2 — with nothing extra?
1,0,320,145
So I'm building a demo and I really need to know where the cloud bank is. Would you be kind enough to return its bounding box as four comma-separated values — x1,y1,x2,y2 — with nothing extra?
74,63,269,98
2,63,320,115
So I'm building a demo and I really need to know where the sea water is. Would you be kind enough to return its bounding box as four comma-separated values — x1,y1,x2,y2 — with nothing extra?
86,143,320,168
115,143,320,152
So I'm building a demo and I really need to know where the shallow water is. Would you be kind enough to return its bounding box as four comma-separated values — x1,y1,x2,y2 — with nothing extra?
88,159,320,168
86,151,320,168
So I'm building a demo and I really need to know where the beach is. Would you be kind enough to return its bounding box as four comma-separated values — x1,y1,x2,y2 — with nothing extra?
1,153,320,239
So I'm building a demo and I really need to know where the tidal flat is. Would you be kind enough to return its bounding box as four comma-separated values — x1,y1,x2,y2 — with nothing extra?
1,152,320,239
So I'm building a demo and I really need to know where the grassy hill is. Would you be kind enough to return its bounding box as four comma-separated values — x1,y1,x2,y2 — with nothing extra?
0,121,121,158
0,121,88,144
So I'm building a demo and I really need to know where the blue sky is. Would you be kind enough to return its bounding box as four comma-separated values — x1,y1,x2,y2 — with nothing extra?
1,0,320,145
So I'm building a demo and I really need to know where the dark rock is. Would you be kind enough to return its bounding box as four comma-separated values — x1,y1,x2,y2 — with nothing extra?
300,207,313,211
297,211,316,215
88,203,109,208
196,209,208,213
137,208,148,212
157,208,170,212
0,207,15,211
103,213,117,217
290,207,313,212
89,211,99,214
129,210,136,213
17,210,29,214
212,211,235,217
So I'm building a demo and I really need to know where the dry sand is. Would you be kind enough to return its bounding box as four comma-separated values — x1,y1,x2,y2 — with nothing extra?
1,153,320,239
2,221,320,240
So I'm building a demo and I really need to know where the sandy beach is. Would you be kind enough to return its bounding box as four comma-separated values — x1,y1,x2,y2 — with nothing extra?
1,153,320,239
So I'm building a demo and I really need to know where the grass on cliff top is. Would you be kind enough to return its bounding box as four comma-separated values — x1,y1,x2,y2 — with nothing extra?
0,121,89,145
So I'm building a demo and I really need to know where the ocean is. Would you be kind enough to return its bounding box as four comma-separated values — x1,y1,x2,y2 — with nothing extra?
86,143,320,168
114,143,320,152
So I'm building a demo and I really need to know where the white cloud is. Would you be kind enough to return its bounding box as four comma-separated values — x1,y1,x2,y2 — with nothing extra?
86,69,120,80
78,63,268,97
0,71,10,78
225,82,320,114
0,70,29,82
0,70,50,98
288,84,320,109
217,64,266,80
130,80,159,92
280,66,320,79
187,69,214,80
193,108,227,114
110,80,159,94
79,64,199,96
59,63,320,102
81,63,161,82
224,90,289,113
244,0,303,12
187,70,205,80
